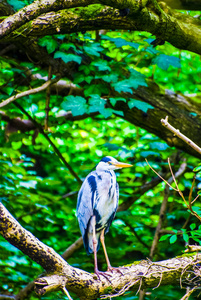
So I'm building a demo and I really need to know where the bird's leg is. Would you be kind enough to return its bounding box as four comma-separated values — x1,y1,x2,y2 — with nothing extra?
100,229,123,275
100,229,112,270
91,216,99,275
91,217,112,281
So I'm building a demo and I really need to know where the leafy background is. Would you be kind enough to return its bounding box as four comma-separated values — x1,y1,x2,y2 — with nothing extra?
0,3,201,300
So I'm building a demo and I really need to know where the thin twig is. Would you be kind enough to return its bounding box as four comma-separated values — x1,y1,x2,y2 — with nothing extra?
180,287,196,300
62,286,73,300
14,102,82,185
45,65,52,131
145,159,178,191
0,76,60,108
161,116,201,155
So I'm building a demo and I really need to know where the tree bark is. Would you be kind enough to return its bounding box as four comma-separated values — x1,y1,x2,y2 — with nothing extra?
2,81,201,159
1,0,201,56
0,202,200,299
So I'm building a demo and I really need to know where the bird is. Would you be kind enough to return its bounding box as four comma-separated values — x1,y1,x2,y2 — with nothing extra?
76,156,132,278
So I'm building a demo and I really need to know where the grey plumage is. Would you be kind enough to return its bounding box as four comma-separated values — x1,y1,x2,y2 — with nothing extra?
77,166,119,254
76,156,132,275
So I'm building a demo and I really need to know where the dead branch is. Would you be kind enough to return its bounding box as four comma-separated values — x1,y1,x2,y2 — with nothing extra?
150,159,187,259
161,116,201,155
146,158,201,222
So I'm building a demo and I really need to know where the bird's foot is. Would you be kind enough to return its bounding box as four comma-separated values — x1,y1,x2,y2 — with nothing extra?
93,269,112,282
107,266,124,275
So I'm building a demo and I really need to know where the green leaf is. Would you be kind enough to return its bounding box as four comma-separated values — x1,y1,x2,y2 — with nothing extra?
89,95,113,118
153,54,181,71
92,60,111,72
61,96,88,116
84,84,108,97
83,43,103,56
60,43,76,51
7,0,25,10
101,74,118,83
190,223,196,230
169,234,177,244
191,206,201,215
159,234,171,241
193,165,201,172
88,95,105,113
38,36,58,54
128,99,154,113
113,110,124,116
112,80,133,94
109,97,126,106
183,233,189,243
54,52,82,64
102,36,139,49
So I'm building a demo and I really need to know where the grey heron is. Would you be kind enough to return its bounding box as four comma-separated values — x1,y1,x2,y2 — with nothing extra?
76,156,132,278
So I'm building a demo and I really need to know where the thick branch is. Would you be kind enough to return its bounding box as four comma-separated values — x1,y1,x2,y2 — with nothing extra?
1,2,201,55
1,202,201,299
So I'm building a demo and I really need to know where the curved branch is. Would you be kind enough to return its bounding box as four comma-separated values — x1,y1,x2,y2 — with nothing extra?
0,202,201,300
1,1,201,55
0,76,60,108
0,0,93,39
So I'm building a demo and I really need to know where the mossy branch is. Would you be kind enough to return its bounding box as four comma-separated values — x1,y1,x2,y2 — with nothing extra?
0,202,201,299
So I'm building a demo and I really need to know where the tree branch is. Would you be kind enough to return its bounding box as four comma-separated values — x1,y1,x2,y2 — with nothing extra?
0,76,60,108
2,1,201,56
14,102,82,185
1,202,201,299
161,116,201,155
149,159,187,260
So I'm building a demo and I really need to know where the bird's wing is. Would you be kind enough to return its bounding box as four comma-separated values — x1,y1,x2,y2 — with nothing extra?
104,182,119,234
76,172,97,251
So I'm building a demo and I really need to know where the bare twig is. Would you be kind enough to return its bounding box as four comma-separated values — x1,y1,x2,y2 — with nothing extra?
145,159,178,191
149,184,170,260
0,296,16,300
62,237,83,260
180,287,196,300
0,76,60,108
14,102,82,185
146,158,201,221
62,286,73,300
45,65,52,131
161,116,201,155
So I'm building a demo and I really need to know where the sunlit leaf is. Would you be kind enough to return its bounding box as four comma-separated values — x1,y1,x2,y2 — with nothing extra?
102,36,139,49
128,99,154,112
61,95,88,116
54,52,82,64
153,54,181,70
169,235,177,244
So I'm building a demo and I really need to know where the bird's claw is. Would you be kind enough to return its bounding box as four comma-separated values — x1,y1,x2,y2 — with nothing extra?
107,266,124,275
94,270,112,282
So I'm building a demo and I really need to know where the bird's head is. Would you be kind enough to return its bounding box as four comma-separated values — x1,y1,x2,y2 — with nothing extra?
96,156,132,171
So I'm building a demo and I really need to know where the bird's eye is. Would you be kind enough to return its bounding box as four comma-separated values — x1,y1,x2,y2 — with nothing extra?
108,162,112,165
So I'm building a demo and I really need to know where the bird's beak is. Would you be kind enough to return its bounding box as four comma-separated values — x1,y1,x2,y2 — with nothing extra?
112,162,133,168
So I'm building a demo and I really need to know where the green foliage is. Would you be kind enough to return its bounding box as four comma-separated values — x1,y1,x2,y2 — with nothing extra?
54,51,82,64
1,11,201,300
7,0,27,10
61,95,88,116
38,36,58,54
128,99,154,113
152,54,181,71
